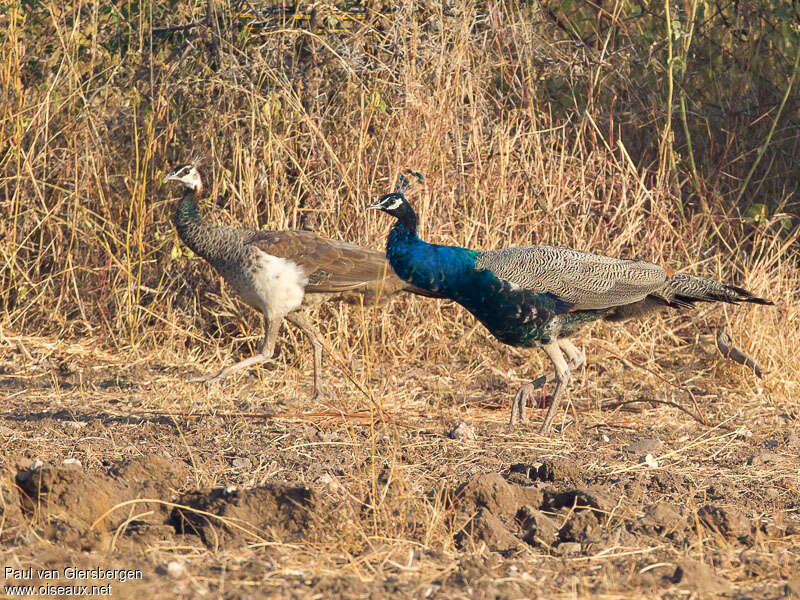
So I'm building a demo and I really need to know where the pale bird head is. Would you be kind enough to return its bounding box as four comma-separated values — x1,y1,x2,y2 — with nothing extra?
163,164,203,192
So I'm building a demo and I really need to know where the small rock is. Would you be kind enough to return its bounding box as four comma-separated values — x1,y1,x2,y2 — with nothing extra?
557,542,582,555
62,458,82,468
448,422,476,441
601,435,610,442
670,559,731,594
314,473,340,492
624,438,663,455
65,421,87,430
747,452,778,466
232,457,252,469
642,454,659,468
166,560,186,578
30,459,43,470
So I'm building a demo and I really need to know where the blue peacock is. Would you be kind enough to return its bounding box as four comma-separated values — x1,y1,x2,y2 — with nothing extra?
367,173,773,433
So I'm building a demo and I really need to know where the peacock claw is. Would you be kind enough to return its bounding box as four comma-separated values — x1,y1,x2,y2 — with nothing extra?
190,371,226,384
309,385,331,401
508,375,548,426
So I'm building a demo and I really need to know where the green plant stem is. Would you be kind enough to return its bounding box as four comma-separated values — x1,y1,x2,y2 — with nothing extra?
735,48,800,205
663,0,676,180
678,0,703,204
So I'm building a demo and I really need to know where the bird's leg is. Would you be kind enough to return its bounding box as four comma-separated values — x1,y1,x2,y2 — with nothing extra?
508,374,548,426
509,342,585,426
285,311,328,400
539,341,572,434
558,339,586,371
191,314,281,383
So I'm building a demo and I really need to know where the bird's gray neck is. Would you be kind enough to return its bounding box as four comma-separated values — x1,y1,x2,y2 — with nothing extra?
173,189,245,267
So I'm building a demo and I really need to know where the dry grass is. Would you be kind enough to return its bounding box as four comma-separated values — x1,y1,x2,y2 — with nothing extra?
1,1,799,598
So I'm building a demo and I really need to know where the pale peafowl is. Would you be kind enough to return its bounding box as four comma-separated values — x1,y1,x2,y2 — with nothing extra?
367,177,772,433
163,164,440,398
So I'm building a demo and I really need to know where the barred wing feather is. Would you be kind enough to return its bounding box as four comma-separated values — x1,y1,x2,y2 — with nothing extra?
475,246,667,310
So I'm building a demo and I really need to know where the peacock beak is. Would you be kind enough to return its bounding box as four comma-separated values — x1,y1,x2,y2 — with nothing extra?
365,200,382,210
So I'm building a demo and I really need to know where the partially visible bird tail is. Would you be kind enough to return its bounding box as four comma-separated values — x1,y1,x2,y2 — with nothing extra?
657,273,773,308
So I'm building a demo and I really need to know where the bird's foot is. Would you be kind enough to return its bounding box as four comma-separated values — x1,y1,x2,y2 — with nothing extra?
309,385,331,402
189,352,273,384
567,354,585,371
508,375,548,427
189,369,228,384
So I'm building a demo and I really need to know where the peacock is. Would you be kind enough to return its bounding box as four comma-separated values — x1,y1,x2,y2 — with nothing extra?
163,163,440,398
367,178,772,433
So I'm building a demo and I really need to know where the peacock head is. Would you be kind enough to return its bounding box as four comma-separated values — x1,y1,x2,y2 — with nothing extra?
366,192,418,231
366,192,408,216
366,170,423,231
163,164,203,192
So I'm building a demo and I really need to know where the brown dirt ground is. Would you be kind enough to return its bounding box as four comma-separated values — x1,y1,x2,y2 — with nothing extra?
0,334,798,600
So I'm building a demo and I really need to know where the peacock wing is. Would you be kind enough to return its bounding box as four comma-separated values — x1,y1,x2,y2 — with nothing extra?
475,245,668,310
246,230,400,293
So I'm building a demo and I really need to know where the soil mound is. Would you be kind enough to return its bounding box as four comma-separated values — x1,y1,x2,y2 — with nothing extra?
172,484,316,549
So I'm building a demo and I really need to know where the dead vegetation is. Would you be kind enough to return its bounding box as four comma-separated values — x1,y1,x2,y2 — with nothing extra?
1,0,799,598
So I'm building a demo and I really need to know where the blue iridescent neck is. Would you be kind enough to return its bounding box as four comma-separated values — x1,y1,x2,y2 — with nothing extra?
386,220,479,299
394,201,418,234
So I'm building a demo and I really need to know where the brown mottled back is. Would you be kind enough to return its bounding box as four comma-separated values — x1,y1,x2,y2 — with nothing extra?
246,230,438,303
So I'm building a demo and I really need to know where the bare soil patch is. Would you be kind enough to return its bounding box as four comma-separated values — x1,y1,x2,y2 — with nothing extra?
0,342,797,599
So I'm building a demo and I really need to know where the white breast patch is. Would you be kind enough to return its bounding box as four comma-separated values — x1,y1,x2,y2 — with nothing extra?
246,248,308,318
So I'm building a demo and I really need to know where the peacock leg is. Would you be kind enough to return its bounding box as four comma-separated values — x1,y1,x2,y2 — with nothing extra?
538,341,572,434
286,311,329,400
558,339,586,371
191,314,281,382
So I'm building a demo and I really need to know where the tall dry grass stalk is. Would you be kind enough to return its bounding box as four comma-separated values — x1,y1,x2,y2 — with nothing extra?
1,0,797,408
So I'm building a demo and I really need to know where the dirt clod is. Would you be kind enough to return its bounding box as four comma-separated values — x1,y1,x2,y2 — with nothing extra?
518,505,559,547
623,438,663,455
459,507,522,552
671,559,732,594
455,473,543,519
643,502,683,534
172,484,316,548
0,469,23,536
698,504,751,540
15,462,124,547
536,458,581,483
448,422,476,441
